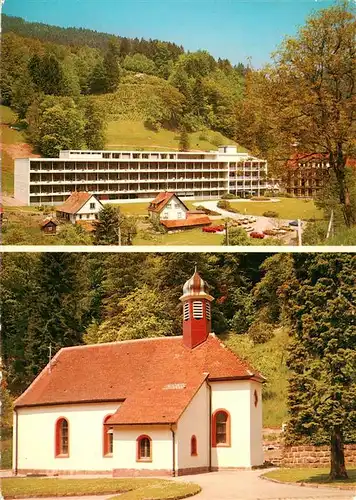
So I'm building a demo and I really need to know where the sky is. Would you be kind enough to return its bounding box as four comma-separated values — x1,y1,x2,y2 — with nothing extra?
2,0,338,67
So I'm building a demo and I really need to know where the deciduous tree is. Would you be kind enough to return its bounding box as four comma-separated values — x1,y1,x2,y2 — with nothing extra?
261,3,356,226
84,285,175,343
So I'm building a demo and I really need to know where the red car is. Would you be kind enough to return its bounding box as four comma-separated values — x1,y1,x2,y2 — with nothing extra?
250,231,265,239
202,225,225,233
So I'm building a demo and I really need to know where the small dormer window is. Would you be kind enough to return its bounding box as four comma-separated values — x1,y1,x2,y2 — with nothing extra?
90,202,95,209
193,301,203,319
184,302,190,321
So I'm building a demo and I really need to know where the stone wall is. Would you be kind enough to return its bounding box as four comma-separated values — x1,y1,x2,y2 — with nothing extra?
282,444,356,468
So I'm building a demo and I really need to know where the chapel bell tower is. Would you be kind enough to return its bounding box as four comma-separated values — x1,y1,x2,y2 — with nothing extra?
180,268,214,349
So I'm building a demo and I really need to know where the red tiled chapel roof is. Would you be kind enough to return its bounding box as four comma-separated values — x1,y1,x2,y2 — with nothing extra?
14,335,264,424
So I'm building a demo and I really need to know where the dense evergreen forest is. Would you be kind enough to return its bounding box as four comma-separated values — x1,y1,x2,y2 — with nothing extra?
1,252,355,448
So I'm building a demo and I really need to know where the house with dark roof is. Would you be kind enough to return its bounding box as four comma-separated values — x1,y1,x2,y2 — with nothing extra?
56,192,103,224
13,270,264,477
39,218,58,235
148,192,211,231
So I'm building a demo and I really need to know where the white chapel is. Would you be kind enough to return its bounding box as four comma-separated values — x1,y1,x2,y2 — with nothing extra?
13,270,264,476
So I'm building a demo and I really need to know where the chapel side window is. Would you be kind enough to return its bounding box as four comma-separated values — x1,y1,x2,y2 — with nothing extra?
103,415,114,456
55,418,69,457
136,435,152,461
212,410,231,447
190,435,198,456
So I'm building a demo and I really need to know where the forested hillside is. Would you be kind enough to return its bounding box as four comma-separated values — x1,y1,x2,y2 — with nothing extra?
2,14,185,58
1,15,247,159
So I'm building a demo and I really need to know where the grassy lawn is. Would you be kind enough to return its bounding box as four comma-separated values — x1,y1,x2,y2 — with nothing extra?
1,105,28,196
263,468,356,489
2,150,15,195
113,481,200,500
229,198,323,221
1,105,17,124
106,120,246,152
115,200,220,217
2,478,201,499
134,227,224,246
115,202,151,216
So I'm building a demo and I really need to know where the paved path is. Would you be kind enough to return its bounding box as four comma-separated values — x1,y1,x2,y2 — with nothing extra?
175,470,356,500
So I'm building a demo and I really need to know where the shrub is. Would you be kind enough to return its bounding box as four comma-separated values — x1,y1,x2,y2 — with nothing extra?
263,211,279,218
150,218,166,234
248,321,274,344
217,200,231,210
278,191,294,198
223,227,252,246
195,205,220,216
198,129,209,141
221,193,237,199
251,196,271,201
210,133,223,147
144,117,160,131
37,205,52,213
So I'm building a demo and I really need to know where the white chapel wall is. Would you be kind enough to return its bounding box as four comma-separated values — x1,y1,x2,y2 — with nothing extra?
112,425,173,471
249,380,264,466
15,403,120,472
176,381,209,470
210,380,252,468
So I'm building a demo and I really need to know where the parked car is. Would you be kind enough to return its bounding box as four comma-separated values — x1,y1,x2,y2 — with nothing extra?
289,220,302,227
263,229,277,236
202,225,225,233
250,231,265,239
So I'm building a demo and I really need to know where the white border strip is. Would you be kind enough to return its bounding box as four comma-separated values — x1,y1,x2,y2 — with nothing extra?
1,245,355,253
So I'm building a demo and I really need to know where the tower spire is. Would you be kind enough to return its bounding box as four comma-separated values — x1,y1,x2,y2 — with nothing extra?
180,269,214,349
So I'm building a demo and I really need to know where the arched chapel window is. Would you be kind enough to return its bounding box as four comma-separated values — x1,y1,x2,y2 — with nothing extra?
137,435,152,461
212,409,231,447
55,418,69,457
103,415,114,456
191,435,198,456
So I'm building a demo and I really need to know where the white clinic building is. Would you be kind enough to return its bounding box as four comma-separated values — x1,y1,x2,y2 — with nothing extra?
13,270,264,477
14,146,268,206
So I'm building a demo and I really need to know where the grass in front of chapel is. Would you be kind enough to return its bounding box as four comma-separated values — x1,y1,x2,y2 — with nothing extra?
262,468,356,489
2,477,201,499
